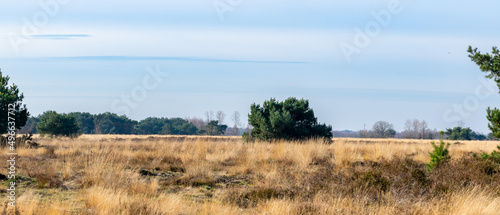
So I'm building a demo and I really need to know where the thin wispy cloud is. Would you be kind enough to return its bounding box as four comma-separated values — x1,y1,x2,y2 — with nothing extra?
8,56,308,64
28,34,91,40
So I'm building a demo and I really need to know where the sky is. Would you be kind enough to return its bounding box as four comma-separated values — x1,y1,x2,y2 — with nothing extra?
1,0,500,133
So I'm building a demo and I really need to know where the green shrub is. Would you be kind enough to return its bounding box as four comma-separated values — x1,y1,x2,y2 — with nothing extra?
247,97,332,142
426,140,451,172
473,145,500,165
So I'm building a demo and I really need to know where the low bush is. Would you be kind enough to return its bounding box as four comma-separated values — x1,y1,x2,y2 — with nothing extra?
426,140,451,172
473,145,500,165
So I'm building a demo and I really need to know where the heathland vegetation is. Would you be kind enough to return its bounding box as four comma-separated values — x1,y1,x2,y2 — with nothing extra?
1,136,500,214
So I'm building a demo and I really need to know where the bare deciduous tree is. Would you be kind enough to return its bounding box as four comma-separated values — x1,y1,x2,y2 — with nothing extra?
420,120,428,138
403,119,431,139
231,111,241,135
216,110,225,125
186,117,206,130
205,111,214,123
372,121,395,138
404,119,418,138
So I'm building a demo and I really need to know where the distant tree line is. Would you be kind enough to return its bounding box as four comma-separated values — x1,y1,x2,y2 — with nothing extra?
185,110,249,136
19,110,492,141
333,119,491,141
19,111,235,137
400,119,436,139
444,126,487,141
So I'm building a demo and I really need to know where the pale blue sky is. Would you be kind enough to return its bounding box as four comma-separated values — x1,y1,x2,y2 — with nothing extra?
1,0,500,133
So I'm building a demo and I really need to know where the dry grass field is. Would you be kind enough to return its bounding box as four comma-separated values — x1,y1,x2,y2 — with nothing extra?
1,135,500,214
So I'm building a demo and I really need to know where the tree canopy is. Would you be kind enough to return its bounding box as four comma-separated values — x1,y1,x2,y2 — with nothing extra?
18,112,202,136
487,107,500,138
468,46,500,138
0,70,29,134
93,112,137,134
36,111,80,137
201,120,227,136
162,118,199,135
135,117,198,135
445,126,486,141
135,117,170,135
247,97,332,141
69,112,95,134
468,46,500,91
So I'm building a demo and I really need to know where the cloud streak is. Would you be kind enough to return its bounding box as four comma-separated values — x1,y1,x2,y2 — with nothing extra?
9,56,308,64
28,34,91,40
